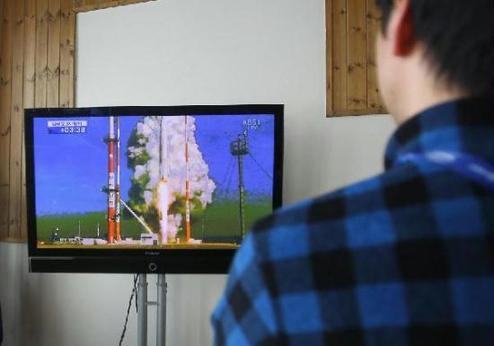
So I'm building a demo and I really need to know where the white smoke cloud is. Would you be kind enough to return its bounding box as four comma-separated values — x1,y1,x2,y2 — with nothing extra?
128,116,216,239
143,190,153,205
134,165,146,180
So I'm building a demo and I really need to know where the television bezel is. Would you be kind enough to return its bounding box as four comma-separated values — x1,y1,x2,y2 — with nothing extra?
25,104,284,274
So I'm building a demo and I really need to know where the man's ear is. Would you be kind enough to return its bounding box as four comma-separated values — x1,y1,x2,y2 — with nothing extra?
392,0,416,56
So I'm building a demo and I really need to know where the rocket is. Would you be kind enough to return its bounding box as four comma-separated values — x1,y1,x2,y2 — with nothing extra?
158,117,170,245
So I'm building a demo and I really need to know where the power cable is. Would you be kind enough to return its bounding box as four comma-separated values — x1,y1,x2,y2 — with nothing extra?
118,274,139,346
248,153,273,180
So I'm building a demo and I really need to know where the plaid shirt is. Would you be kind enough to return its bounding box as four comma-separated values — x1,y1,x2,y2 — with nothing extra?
212,97,494,346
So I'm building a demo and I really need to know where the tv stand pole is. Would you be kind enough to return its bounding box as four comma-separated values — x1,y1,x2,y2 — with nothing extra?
157,274,167,345
137,274,167,346
137,274,148,346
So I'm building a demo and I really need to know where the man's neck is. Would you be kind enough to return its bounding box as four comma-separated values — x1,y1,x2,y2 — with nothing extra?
392,83,468,124
390,59,468,124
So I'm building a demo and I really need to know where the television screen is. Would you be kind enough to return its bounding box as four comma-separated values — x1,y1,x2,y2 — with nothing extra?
25,105,283,273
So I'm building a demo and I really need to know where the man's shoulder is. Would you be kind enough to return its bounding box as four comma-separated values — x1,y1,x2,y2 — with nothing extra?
252,163,419,236
247,164,424,260
246,158,490,268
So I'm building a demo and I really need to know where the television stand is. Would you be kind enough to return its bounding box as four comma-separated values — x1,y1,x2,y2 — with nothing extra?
137,274,167,346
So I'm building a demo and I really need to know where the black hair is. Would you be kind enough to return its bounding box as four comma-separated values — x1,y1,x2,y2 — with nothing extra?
374,0,494,96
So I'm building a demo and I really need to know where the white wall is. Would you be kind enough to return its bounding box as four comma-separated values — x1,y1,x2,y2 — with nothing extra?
0,0,396,345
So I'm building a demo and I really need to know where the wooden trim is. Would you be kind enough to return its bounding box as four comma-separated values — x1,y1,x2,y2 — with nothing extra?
73,0,155,13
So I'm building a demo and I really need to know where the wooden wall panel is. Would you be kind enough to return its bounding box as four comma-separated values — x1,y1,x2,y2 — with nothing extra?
0,0,154,242
331,0,348,113
366,0,385,112
22,0,37,241
60,0,75,107
0,0,13,239
346,0,367,111
24,0,36,109
8,0,25,239
326,0,386,116
47,0,61,107
35,0,49,108
0,0,13,187
0,0,4,238
325,0,333,113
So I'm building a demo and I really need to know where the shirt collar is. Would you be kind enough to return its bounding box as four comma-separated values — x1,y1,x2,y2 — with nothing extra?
384,97,494,170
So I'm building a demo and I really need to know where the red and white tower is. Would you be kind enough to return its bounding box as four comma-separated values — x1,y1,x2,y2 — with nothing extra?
107,116,117,243
115,116,122,241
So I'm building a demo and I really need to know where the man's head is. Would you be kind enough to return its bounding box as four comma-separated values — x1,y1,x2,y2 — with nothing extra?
374,0,494,122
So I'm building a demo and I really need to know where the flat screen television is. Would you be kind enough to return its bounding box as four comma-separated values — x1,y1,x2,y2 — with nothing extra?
25,105,283,273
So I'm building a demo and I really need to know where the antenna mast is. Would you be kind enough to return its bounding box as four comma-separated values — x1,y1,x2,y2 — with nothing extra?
230,134,248,239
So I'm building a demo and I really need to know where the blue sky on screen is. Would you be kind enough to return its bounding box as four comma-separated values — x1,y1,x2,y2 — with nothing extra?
33,114,275,215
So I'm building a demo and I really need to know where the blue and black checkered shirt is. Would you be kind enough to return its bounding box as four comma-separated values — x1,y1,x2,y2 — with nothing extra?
212,97,494,346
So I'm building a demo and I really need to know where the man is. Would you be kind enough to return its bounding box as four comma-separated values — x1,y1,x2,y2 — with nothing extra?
212,0,494,344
